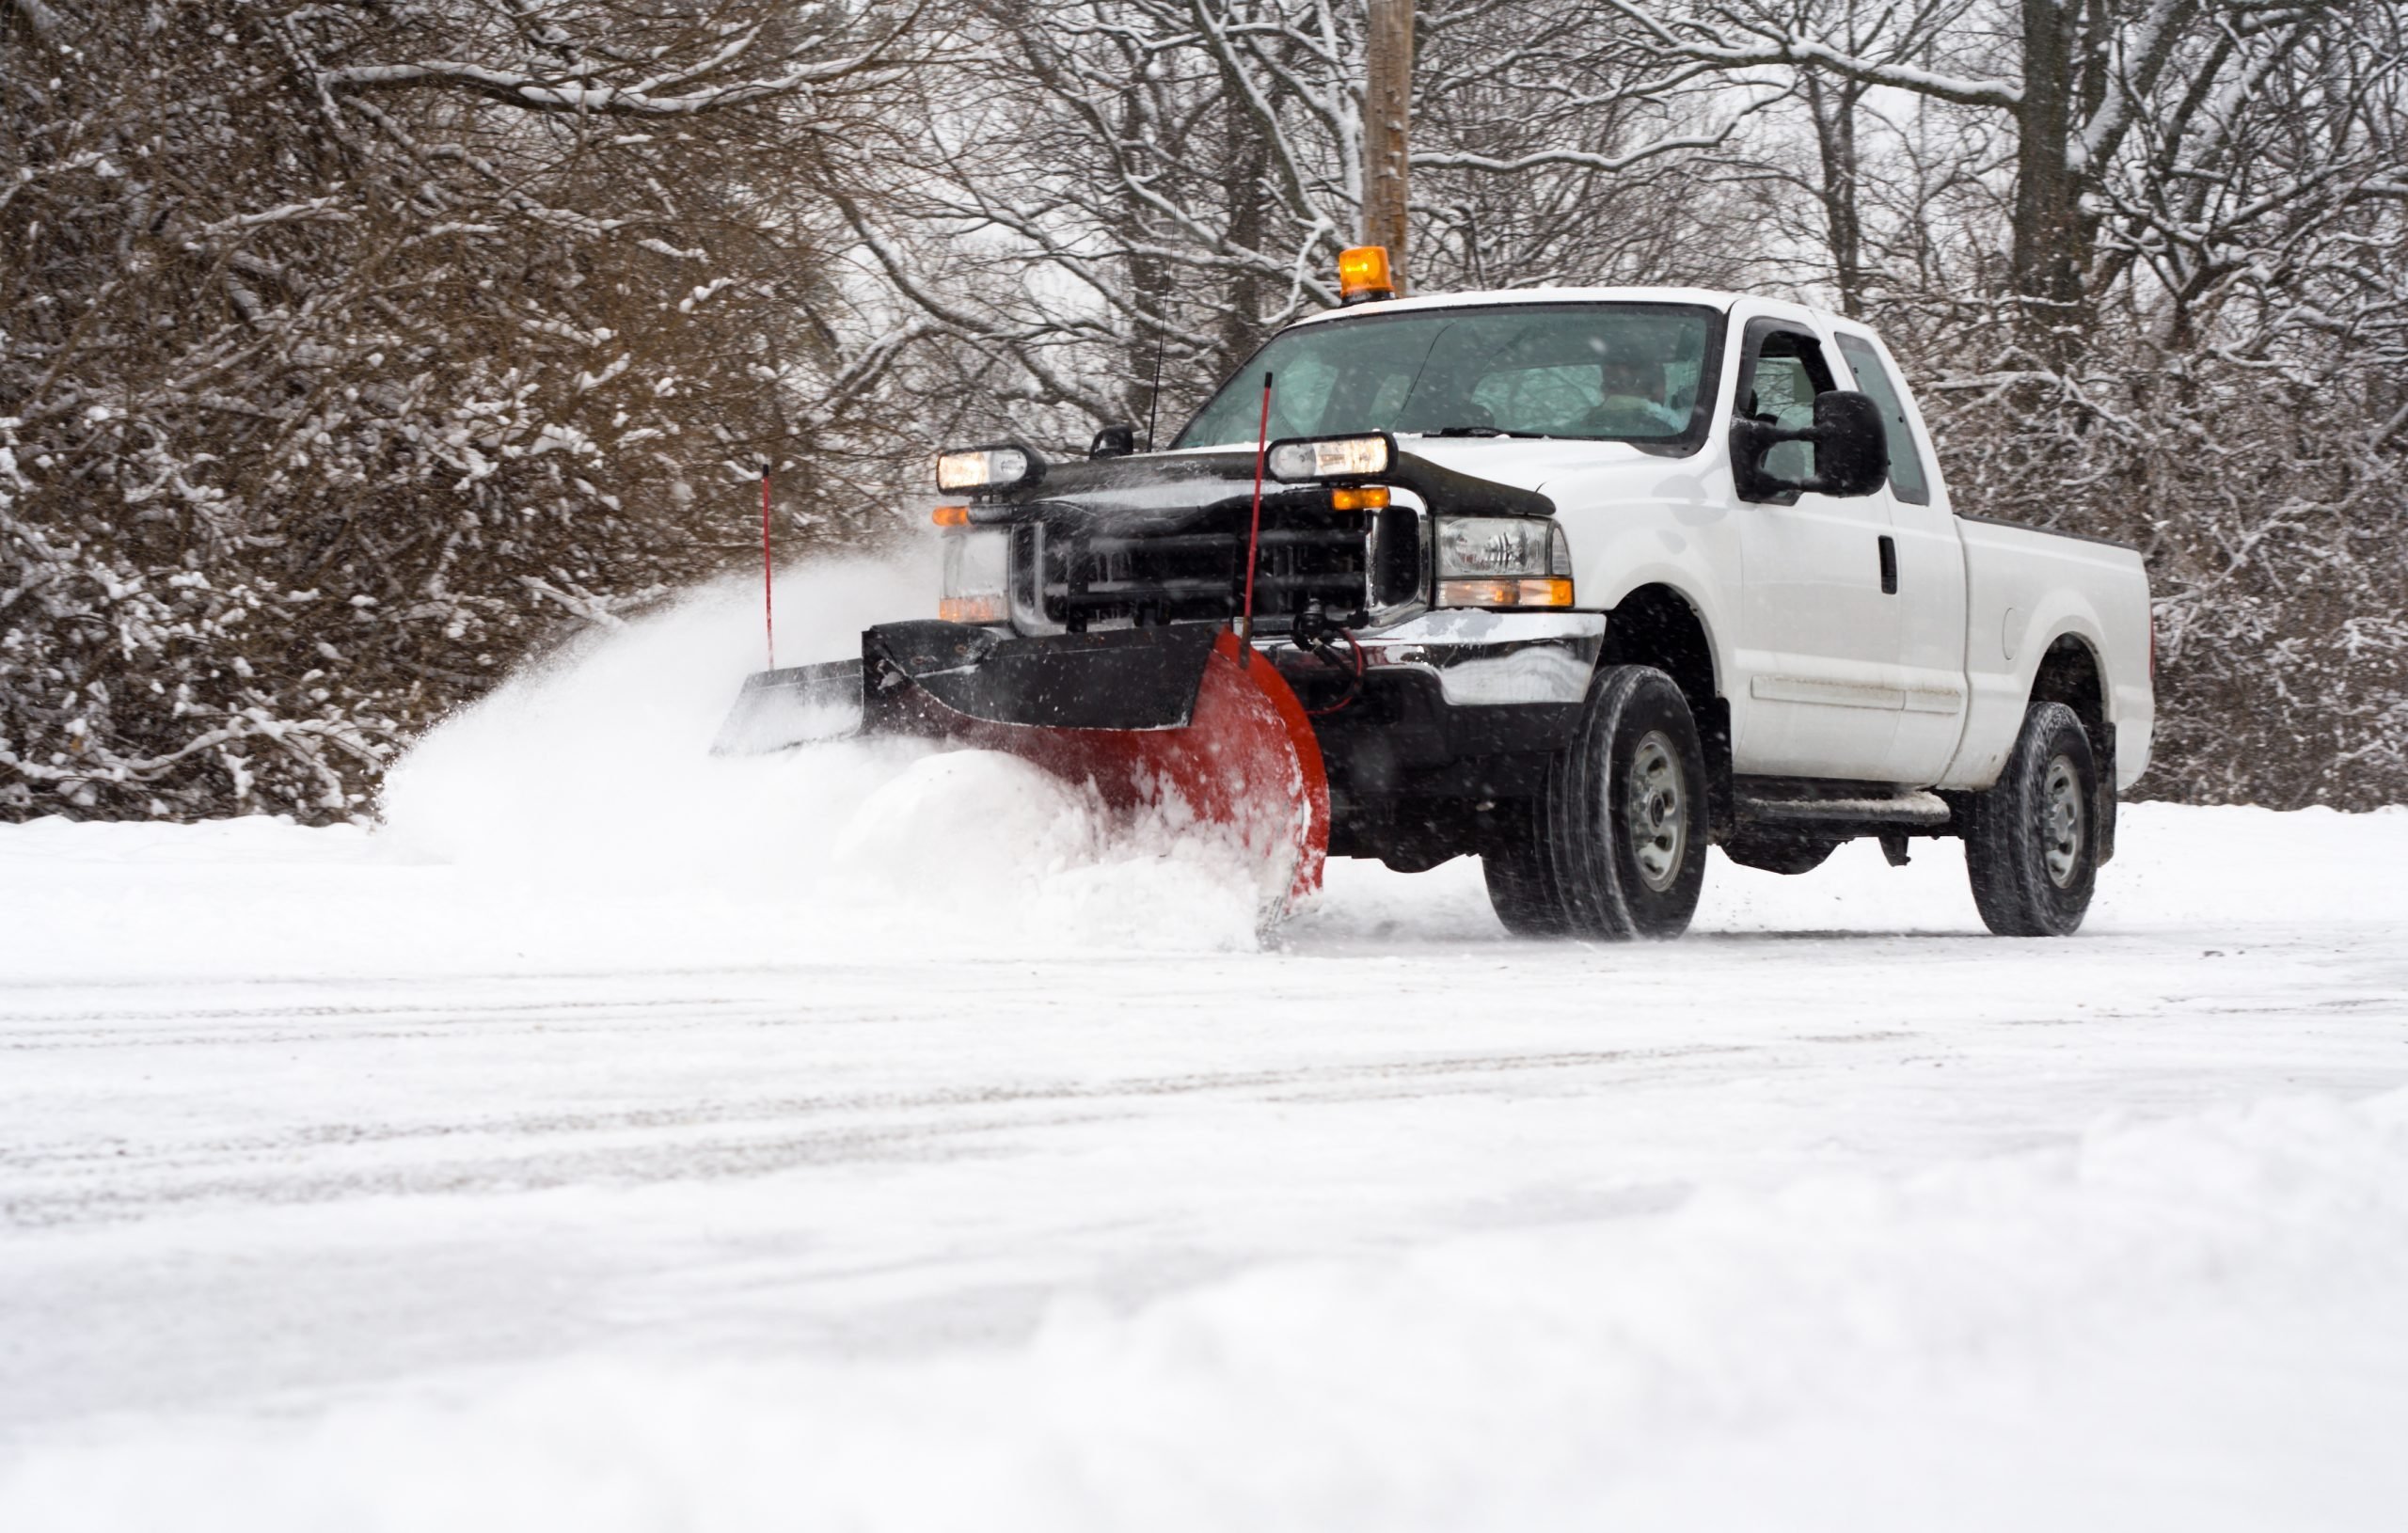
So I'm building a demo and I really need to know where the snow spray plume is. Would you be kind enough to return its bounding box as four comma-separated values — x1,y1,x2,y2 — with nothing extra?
377,558,1265,956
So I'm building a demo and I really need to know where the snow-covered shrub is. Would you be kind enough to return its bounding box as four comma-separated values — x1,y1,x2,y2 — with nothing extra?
1,0,925,819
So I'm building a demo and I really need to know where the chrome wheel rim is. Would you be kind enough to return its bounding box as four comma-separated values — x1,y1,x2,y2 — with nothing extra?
1624,730,1686,893
2042,753,2084,888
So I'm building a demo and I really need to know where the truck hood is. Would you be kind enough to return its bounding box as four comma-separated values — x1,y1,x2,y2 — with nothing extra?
983,443,1557,529
1386,435,1675,499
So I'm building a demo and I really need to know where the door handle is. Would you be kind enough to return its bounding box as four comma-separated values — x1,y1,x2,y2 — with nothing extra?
1877,534,1898,595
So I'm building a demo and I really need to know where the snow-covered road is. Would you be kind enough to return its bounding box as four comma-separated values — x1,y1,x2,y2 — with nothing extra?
5,578,2406,1529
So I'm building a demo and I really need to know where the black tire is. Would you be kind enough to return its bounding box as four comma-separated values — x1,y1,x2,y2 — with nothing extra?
1965,701,2099,937
1481,826,1576,937
1481,665,1709,940
1720,829,1839,876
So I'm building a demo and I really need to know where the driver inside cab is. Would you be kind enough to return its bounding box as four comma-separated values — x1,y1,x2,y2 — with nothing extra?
1587,354,1687,435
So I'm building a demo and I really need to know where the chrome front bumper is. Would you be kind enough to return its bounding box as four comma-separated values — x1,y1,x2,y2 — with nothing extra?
1275,609,1607,707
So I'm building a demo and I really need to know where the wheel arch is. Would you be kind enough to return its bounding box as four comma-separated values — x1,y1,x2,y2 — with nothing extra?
2029,632,2107,742
2027,630,2117,862
1597,582,1731,834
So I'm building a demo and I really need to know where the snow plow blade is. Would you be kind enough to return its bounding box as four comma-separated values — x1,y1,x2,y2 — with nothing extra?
716,622,1329,911
711,658,872,754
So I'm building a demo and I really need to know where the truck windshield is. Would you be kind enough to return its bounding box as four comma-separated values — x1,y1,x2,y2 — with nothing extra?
1175,303,1720,451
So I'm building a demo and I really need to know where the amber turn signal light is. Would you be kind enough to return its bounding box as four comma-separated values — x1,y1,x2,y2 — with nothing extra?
1337,245,1397,304
931,503,972,528
1330,485,1390,512
1436,577,1574,608
938,594,1006,624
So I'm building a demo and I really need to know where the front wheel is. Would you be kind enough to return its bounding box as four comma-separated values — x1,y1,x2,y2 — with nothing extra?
1964,701,2099,937
1482,665,1708,940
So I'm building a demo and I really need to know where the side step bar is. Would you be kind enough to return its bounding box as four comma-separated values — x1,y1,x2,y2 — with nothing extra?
1736,787,1952,827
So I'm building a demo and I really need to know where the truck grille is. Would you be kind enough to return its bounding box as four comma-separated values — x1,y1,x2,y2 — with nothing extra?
1014,503,1420,632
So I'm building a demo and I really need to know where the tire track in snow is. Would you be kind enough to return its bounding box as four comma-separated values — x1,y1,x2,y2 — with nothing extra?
3,1042,1753,1228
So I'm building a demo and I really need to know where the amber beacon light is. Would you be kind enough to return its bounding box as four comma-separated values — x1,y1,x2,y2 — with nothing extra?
1337,245,1397,304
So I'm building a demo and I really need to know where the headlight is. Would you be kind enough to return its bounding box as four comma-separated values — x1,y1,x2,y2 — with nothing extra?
1266,433,1393,481
939,529,1010,625
935,445,1039,494
1434,516,1574,608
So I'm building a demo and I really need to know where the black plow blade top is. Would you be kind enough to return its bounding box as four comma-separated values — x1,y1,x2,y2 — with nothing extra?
712,620,1225,753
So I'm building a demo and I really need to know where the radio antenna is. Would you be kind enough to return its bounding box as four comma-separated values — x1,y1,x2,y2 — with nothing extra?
758,462,775,671
1144,324,1167,452
1237,371,1274,656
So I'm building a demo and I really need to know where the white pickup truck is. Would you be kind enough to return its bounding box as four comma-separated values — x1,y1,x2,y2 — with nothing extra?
895,284,2156,938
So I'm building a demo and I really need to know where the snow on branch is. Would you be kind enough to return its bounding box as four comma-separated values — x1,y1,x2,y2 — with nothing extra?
318,4,926,117
323,54,858,117
1599,0,2025,109
1415,129,1740,176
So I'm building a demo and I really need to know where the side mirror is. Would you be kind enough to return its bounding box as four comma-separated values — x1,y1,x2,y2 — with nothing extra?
1808,391,1888,498
1729,389,1890,501
1088,423,1136,460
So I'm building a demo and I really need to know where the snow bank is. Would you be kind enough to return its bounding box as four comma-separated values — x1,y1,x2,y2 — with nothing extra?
8,1088,2404,1531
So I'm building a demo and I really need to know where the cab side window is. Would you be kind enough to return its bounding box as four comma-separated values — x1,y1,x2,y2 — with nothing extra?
1735,325,1838,495
1834,332,1931,505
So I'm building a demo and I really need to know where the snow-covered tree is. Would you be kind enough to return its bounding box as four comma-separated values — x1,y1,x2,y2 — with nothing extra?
837,0,1773,450
2,0,927,819
6,0,2401,818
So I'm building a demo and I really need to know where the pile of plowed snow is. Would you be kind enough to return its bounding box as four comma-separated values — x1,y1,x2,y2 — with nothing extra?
377,560,1268,957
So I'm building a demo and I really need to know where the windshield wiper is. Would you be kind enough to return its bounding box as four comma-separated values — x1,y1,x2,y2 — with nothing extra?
1426,425,1557,439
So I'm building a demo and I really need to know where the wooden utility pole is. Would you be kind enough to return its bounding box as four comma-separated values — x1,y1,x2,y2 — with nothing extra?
1361,0,1413,293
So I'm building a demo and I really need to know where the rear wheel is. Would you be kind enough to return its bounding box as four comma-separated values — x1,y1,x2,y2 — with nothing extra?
1965,701,2099,937
1482,665,1708,940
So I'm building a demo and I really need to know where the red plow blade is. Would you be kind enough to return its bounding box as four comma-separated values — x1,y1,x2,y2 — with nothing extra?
1003,630,1328,915
719,624,1328,919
